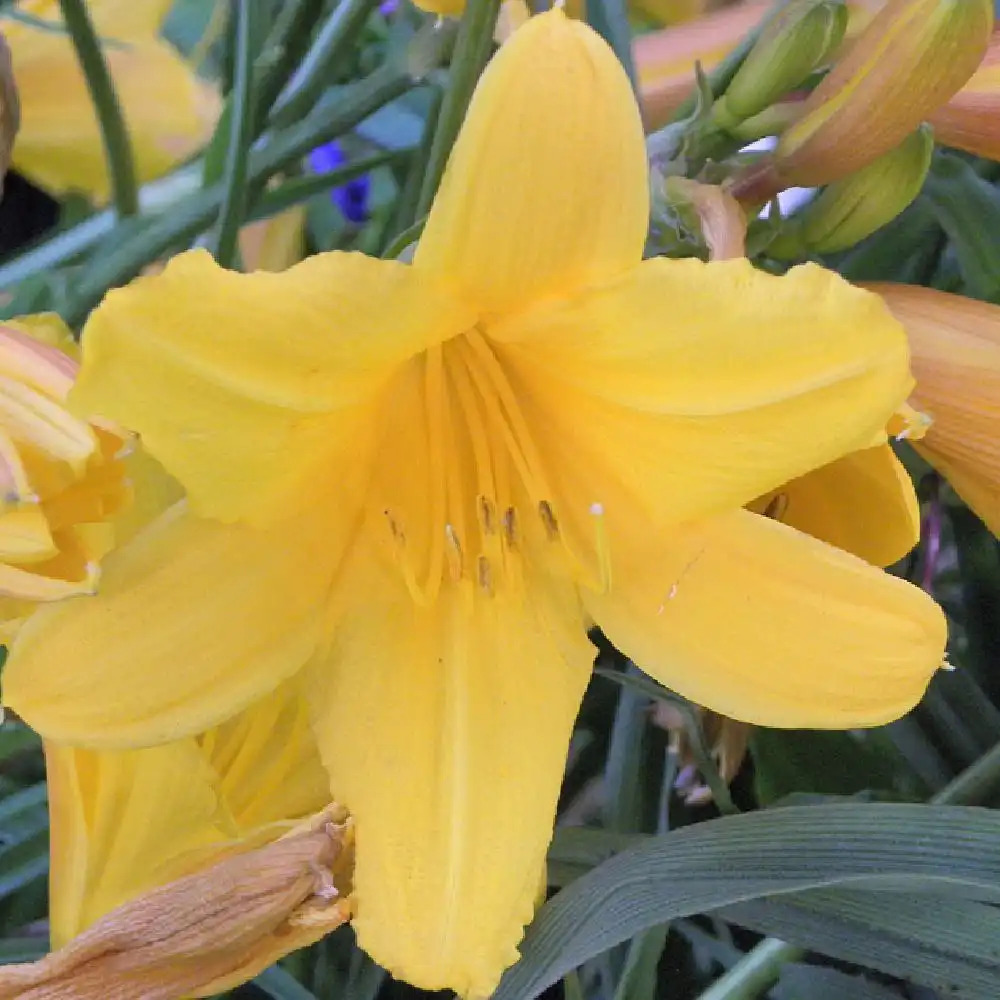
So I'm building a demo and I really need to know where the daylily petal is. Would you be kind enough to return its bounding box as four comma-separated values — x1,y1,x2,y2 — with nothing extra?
46,738,228,946
758,444,920,567
199,681,331,832
587,507,946,727
494,257,912,546
2,502,337,747
414,8,648,317
868,282,1000,536
5,12,219,200
307,526,593,997
74,248,472,525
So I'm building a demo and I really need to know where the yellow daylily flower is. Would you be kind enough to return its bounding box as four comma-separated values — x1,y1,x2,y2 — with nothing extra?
4,0,220,201
0,314,131,639
930,28,1000,161
0,682,351,999
3,10,946,995
415,0,707,24
866,283,1000,538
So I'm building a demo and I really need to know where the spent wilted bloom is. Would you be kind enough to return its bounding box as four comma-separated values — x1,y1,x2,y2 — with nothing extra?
2,10,946,994
866,283,1000,538
0,683,350,999
3,0,220,201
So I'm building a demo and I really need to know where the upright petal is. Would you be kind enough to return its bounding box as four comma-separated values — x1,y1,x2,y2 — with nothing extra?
306,528,593,996
2,503,338,747
5,15,219,200
869,282,1000,536
414,8,648,317
495,257,913,550
758,444,920,566
75,249,472,525
587,508,946,728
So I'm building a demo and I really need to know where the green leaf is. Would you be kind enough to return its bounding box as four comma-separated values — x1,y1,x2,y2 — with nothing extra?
773,965,904,1000
494,803,1000,1000
253,965,321,1000
751,728,916,805
923,154,1000,302
720,888,1000,998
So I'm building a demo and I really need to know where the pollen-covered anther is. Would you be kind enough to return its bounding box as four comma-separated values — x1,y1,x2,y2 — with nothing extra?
445,523,464,580
478,494,497,534
502,506,518,549
538,500,559,540
477,554,494,596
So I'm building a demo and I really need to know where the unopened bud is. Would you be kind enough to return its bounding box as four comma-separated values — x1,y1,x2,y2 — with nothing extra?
773,0,992,189
712,0,848,129
770,123,934,257
930,29,1000,161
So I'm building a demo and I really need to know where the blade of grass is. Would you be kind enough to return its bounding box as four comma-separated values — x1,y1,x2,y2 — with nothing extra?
56,0,138,217
207,0,263,267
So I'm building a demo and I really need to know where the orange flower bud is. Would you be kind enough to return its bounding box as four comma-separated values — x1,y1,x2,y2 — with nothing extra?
930,28,1000,160
866,282,1000,537
769,0,993,191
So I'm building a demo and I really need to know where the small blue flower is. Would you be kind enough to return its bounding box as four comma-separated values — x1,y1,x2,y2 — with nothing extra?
308,141,371,225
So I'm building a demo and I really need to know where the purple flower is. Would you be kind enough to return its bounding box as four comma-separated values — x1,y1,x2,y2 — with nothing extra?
308,141,371,225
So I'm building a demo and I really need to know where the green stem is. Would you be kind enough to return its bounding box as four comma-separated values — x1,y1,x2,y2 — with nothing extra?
208,0,262,268
695,938,804,1000
252,0,326,130
931,739,1000,806
415,0,500,219
269,0,382,127
57,0,138,217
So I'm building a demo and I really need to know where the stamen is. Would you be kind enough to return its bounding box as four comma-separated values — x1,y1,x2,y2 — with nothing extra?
478,495,497,535
445,523,464,581
477,555,494,597
502,506,518,549
590,502,612,593
763,493,788,520
538,500,559,540
384,509,433,607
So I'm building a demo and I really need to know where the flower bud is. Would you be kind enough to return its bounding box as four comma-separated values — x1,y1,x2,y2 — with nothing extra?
772,0,992,190
712,0,849,129
930,29,1000,161
865,282,1000,538
769,123,933,257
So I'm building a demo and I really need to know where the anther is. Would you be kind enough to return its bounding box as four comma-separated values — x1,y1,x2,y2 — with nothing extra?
477,555,494,596
502,506,518,549
384,509,405,545
445,523,464,581
478,495,497,535
538,500,559,540
763,493,788,520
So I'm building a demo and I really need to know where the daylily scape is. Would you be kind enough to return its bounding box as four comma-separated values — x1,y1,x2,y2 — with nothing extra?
1,8,947,996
